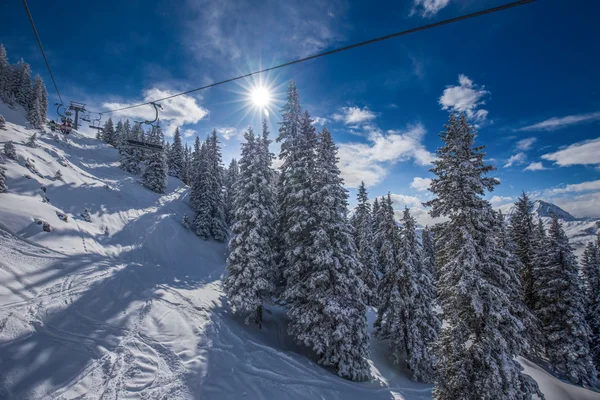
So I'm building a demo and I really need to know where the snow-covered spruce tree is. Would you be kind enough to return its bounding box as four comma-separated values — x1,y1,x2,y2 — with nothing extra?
101,118,116,146
119,123,140,174
509,191,537,310
0,114,5,129
168,127,185,179
0,44,10,100
141,124,168,193
192,138,212,240
225,127,277,326
581,234,600,372
224,157,240,226
536,215,597,385
11,58,32,109
81,208,92,222
421,226,436,279
32,74,48,124
287,125,371,381
54,169,63,181
27,132,37,148
351,181,378,306
115,120,126,151
27,96,43,129
3,141,17,160
206,130,228,241
275,81,312,296
374,193,399,276
0,165,7,192
425,113,540,399
375,205,439,382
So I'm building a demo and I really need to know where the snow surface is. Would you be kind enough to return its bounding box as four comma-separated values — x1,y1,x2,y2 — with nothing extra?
0,108,598,399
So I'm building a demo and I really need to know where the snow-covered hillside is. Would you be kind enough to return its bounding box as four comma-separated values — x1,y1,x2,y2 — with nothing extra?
0,108,598,399
504,199,600,256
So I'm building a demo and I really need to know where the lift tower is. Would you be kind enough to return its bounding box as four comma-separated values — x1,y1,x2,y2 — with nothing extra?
68,101,87,130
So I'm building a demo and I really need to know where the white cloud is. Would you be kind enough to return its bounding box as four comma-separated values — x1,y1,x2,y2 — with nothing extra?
550,192,600,219
102,88,209,136
551,179,600,194
541,137,600,166
183,129,196,138
411,0,450,18
312,116,329,126
518,111,600,131
410,177,432,192
504,152,527,168
338,124,435,188
524,162,548,171
388,193,442,227
439,74,490,122
489,195,515,206
332,106,377,125
215,127,238,141
516,137,537,151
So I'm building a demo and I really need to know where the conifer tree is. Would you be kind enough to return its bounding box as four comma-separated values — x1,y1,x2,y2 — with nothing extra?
32,75,47,123
509,192,537,309
351,181,378,305
11,59,31,108
207,130,228,241
0,44,10,100
3,141,16,160
26,132,37,148
182,144,191,185
0,165,7,192
224,158,240,226
168,127,185,178
142,148,168,194
119,123,141,174
288,126,371,381
581,234,600,372
27,96,43,129
0,114,5,129
102,118,116,146
536,215,597,385
374,194,398,276
225,126,277,326
421,226,436,278
425,113,540,399
192,139,212,240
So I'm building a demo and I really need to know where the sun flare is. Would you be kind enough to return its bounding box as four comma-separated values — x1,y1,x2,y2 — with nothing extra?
250,86,271,108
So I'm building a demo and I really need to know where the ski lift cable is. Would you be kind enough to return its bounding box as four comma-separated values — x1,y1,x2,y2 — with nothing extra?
21,0,64,104
97,0,535,115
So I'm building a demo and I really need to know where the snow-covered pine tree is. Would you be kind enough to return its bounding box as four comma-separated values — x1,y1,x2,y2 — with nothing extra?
581,234,600,372
287,125,370,381
536,215,597,384
192,138,212,240
11,59,32,109
225,126,277,325
0,44,10,100
421,226,436,278
181,143,191,185
206,130,228,241
3,141,17,160
27,96,43,129
425,113,540,399
223,158,239,226
119,123,140,174
374,193,399,276
141,124,168,193
102,118,116,146
0,165,7,192
115,120,125,150
26,132,37,148
375,205,439,382
509,191,537,310
275,81,311,295
168,127,185,179
0,114,6,129
32,75,47,124
351,181,378,306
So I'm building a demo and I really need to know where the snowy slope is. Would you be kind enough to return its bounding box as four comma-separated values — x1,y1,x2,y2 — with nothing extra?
0,108,598,399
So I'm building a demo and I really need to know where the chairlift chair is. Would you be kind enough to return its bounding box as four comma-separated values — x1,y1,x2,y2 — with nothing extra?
89,113,103,131
127,102,164,152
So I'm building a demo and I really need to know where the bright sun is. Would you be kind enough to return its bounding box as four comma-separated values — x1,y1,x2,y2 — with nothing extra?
250,87,271,108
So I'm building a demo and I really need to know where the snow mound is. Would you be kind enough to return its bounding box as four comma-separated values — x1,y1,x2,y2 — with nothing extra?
0,110,598,399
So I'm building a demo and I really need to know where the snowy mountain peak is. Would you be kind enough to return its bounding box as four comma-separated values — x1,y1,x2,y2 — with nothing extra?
531,200,577,222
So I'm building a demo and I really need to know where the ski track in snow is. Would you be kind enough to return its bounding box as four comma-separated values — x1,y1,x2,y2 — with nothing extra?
0,107,598,399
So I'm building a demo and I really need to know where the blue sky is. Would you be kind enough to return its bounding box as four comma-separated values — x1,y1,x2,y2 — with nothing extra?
2,0,599,224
